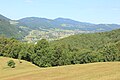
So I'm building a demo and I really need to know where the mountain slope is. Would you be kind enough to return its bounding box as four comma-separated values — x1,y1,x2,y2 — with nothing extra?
0,14,10,21
0,14,120,41
18,17,57,29
18,17,120,31
0,14,27,39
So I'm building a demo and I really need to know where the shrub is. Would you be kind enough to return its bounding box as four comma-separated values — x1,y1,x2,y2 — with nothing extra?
7,60,15,68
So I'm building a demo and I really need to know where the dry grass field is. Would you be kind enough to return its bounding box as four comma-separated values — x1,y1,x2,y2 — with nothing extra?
0,57,120,80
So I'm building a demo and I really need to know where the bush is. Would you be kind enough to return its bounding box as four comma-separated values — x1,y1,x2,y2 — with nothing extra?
7,60,15,68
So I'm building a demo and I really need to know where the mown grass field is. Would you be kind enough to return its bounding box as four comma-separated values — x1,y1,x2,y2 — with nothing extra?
0,57,120,80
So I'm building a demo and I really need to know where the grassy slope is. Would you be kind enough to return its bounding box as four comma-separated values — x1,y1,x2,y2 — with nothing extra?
0,57,120,80
0,57,39,80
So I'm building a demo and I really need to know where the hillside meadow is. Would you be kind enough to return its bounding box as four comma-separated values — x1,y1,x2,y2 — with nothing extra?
0,57,120,80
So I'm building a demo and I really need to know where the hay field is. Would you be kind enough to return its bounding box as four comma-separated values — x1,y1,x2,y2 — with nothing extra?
0,57,120,80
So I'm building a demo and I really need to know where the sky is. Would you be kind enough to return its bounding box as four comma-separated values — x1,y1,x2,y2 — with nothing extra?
0,0,120,24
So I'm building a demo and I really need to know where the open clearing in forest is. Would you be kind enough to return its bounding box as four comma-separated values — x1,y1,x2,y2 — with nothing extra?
0,57,120,80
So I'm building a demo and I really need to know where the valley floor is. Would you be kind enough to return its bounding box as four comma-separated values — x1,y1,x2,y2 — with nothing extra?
0,57,120,80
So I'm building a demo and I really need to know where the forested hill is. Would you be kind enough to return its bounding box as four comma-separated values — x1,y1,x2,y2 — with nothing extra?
0,14,27,39
0,29,120,67
50,29,120,64
0,14,10,21
52,29,120,51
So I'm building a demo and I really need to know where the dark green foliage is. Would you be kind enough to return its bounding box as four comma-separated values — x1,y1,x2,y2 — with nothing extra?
51,29,120,64
0,29,120,67
99,44,119,61
7,60,15,68
33,39,54,67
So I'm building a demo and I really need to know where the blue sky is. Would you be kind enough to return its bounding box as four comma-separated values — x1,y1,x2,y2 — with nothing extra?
0,0,120,24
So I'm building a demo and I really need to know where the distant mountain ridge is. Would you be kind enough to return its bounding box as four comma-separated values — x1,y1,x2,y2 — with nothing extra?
0,14,120,41
18,17,120,31
18,17,95,30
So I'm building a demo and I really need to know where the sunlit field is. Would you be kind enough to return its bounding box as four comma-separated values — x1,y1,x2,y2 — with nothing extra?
0,57,120,80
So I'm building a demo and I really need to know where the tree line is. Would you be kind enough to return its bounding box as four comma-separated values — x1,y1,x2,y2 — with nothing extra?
0,29,120,67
